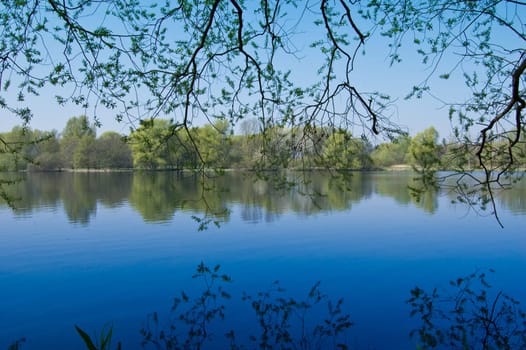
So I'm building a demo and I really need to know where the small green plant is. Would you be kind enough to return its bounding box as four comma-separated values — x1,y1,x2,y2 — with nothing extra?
7,338,25,350
241,280,352,350
408,269,526,349
141,262,232,349
75,324,121,350
141,262,353,350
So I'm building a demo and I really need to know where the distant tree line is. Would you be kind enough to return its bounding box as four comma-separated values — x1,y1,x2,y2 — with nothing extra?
0,116,132,171
1,116,525,171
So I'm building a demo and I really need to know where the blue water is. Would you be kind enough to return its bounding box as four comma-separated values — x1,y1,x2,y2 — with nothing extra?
1,173,525,349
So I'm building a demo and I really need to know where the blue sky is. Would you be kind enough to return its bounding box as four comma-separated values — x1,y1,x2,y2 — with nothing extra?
0,48,456,138
0,1,506,141
2,65,454,141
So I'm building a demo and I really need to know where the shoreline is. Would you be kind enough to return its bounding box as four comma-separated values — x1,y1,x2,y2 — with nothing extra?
3,165,525,174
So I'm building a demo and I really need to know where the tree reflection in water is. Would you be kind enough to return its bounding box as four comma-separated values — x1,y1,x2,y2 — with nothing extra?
1,171,525,225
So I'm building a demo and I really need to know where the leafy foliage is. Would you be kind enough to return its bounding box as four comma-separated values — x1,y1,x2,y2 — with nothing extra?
0,117,419,172
141,262,233,349
323,129,372,169
409,127,441,172
371,134,411,167
128,119,181,169
364,0,526,216
94,132,133,169
408,270,526,350
240,281,352,350
60,116,96,168
141,262,353,350
75,324,122,350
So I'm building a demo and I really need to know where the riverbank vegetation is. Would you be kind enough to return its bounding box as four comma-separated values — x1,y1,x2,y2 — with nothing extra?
2,116,524,172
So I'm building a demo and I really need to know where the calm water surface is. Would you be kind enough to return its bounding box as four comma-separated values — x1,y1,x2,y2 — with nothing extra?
1,171,525,349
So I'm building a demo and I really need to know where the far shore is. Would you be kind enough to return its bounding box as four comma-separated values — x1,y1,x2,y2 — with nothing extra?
5,164,525,173
21,166,413,173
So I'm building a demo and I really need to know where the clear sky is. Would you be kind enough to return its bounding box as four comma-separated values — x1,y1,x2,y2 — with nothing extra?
0,48,457,138
0,1,501,141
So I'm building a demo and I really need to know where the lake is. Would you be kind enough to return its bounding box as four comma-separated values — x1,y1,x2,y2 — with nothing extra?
1,171,525,349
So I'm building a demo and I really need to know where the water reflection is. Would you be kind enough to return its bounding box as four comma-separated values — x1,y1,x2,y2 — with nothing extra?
373,172,439,213
1,171,524,224
497,179,526,215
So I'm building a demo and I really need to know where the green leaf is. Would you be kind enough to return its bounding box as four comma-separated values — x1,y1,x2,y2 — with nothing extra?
75,325,98,350
100,325,113,349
